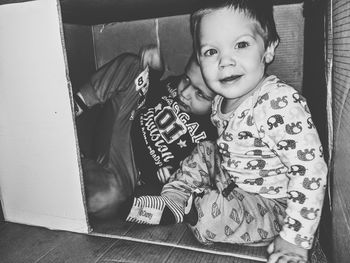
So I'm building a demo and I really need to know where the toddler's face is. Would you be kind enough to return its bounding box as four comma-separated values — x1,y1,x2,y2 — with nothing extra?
176,60,214,115
197,8,276,106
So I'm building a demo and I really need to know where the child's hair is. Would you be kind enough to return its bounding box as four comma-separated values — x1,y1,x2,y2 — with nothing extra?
184,53,200,73
190,0,280,52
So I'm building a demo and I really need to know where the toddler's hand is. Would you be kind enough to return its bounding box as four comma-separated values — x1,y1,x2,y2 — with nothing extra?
267,235,308,263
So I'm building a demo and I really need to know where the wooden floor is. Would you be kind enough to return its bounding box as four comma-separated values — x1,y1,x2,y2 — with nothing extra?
0,204,329,263
0,220,266,263
0,204,330,263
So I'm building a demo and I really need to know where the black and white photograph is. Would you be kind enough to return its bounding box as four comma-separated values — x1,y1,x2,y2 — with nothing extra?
0,0,345,262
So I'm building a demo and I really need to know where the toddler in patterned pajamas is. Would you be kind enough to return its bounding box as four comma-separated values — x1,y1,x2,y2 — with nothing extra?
125,1,327,262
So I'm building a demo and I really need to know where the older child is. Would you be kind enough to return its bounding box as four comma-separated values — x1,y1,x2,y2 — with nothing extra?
75,46,217,219
125,1,327,262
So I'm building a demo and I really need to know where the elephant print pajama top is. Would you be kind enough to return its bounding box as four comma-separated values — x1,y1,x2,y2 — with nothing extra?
161,75,327,249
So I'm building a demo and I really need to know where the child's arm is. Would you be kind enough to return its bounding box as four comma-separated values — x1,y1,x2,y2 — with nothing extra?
256,83,327,260
75,45,163,113
78,53,144,108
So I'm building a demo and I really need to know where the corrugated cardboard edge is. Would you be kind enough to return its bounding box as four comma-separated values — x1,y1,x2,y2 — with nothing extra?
55,0,92,233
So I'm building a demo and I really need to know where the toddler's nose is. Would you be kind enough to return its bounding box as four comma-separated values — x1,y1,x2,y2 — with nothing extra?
219,53,236,68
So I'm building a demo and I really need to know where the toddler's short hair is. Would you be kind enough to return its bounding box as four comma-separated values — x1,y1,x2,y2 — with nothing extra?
190,0,280,51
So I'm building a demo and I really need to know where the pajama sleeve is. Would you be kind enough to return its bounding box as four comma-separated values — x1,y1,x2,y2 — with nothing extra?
255,83,328,249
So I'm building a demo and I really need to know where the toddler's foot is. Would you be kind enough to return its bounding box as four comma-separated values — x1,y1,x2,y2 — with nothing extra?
139,45,164,72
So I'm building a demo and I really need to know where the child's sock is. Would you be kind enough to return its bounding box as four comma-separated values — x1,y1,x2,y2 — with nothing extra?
125,195,183,225
126,196,165,224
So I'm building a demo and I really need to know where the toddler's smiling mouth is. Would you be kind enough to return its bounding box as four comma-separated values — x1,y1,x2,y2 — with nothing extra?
220,75,242,83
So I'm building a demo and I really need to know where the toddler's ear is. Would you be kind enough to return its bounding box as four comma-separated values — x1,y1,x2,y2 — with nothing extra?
264,40,279,64
264,52,274,64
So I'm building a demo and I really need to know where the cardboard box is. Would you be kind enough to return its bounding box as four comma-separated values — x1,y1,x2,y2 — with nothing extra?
0,0,305,237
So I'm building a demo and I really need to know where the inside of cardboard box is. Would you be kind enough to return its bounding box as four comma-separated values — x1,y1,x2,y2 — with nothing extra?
0,0,330,260
61,1,331,260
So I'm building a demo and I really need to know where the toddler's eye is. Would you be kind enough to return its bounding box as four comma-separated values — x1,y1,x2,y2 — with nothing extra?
203,49,217,57
196,90,205,98
182,75,190,84
236,42,249,49
195,89,212,101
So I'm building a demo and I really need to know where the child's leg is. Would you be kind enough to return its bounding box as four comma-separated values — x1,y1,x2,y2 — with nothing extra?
188,187,287,246
79,54,149,218
125,141,218,225
78,53,146,107
81,158,131,219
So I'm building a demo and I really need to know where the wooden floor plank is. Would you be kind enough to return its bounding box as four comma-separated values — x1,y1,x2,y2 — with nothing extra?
0,221,265,263
0,222,75,263
166,247,263,263
100,239,262,263
99,239,174,262
37,233,117,263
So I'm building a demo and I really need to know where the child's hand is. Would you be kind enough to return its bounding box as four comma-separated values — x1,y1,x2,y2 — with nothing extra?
267,235,308,263
139,44,164,72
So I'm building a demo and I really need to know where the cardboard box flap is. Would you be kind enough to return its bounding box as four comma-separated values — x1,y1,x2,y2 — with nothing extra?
0,0,89,233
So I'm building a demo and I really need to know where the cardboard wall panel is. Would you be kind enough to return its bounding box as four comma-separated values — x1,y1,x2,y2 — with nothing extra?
92,19,158,69
0,0,88,233
91,4,304,91
62,23,99,158
267,3,304,91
